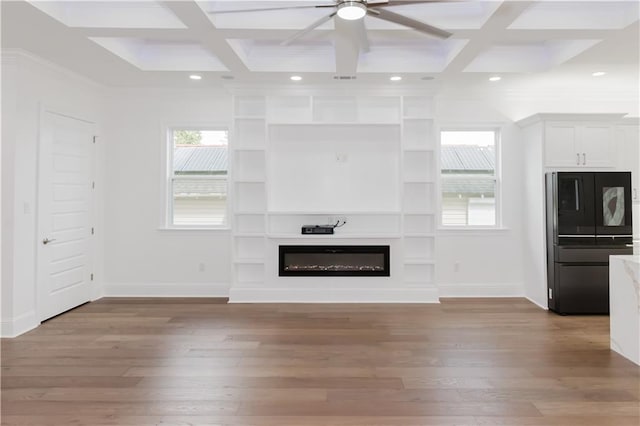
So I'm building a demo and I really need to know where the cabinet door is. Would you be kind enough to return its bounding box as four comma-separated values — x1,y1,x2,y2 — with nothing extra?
545,122,579,167
555,264,609,314
579,124,615,167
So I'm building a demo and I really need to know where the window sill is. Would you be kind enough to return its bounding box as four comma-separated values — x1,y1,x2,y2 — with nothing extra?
158,227,231,232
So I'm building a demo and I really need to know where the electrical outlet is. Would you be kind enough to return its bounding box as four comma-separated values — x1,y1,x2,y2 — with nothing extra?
198,262,205,272
453,261,460,272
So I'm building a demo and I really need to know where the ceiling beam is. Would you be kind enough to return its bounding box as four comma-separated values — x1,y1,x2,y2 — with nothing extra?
441,1,534,75
160,1,249,74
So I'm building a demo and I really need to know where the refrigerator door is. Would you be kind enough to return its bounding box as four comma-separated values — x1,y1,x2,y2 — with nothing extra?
595,172,633,243
554,263,610,314
556,172,595,244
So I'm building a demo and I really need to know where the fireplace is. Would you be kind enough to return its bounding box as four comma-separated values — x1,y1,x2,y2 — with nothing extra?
279,245,390,277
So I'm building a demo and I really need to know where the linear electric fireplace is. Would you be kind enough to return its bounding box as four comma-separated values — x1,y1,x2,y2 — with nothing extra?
279,245,390,277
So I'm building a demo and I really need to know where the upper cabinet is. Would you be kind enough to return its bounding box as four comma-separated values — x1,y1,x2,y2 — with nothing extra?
518,113,627,169
544,121,615,168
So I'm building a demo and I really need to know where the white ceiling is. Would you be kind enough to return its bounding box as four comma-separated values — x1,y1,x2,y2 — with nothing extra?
1,0,638,91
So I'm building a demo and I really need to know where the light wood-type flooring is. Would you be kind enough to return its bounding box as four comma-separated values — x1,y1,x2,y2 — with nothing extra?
1,298,639,425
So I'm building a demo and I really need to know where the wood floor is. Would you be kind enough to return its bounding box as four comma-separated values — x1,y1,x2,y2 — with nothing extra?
1,298,639,425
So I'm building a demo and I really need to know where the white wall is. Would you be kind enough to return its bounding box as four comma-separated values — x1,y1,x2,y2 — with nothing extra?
102,88,233,296
435,98,526,297
1,50,105,336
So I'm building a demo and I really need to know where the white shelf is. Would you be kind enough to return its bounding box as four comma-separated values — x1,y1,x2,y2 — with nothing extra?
234,179,265,184
268,121,399,126
234,115,265,120
233,232,265,237
267,234,402,239
404,258,436,265
234,258,265,264
403,233,436,238
267,211,400,215
233,147,265,152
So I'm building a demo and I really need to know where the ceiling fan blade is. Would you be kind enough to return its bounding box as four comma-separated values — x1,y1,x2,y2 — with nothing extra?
354,18,370,53
368,0,455,6
208,5,335,15
367,8,452,39
281,12,337,46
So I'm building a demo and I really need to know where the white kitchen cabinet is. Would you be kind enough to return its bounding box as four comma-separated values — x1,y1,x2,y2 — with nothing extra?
545,121,615,168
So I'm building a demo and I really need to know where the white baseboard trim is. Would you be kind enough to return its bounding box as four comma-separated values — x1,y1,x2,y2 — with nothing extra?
437,282,525,298
525,295,549,310
102,282,230,298
1,310,38,338
229,287,440,303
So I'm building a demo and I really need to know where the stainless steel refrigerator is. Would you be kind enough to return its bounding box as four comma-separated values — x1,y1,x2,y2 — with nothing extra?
546,172,633,314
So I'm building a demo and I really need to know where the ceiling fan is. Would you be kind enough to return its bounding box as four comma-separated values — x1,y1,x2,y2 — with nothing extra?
208,1,453,50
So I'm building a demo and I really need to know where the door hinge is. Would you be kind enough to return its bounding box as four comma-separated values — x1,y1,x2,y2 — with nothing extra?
91,227,94,235
548,288,553,300
92,181,95,189
91,273,94,281
93,136,97,144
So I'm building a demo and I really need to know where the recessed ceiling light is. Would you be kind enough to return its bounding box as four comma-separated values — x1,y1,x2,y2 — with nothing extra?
221,75,234,80
390,76,402,81
489,76,501,82
421,76,435,81
290,75,302,81
189,74,202,80
592,71,606,77
337,1,367,20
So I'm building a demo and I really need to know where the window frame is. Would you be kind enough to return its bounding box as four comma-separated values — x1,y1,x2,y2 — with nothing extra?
437,126,503,230
161,124,230,230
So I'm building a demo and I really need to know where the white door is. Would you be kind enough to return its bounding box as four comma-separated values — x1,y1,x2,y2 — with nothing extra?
37,110,95,321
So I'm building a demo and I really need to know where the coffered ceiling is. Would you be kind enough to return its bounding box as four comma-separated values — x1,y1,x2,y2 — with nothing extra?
1,0,638,91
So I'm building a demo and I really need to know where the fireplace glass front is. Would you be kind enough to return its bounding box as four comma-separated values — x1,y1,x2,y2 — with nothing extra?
279,245,390,277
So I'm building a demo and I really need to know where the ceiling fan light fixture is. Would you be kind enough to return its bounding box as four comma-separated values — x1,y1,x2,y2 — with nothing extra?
337,1,367,21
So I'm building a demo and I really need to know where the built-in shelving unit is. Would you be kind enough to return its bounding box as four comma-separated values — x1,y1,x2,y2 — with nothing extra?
232,96,267,289
231,93,437,302
400,96,436,290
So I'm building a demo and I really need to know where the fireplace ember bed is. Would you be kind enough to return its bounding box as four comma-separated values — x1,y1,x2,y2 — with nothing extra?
279,245,390,277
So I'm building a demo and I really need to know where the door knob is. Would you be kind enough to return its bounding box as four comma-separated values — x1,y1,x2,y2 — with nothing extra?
42,238,56,245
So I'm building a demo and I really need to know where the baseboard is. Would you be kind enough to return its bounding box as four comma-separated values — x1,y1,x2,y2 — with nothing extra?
525,295,549,310
229,287,441,303
102,282,230,297
437,282,525,298
0,310,38,338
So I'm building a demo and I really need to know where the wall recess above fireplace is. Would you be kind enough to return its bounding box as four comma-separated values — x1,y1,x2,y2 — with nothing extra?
279,245,390,277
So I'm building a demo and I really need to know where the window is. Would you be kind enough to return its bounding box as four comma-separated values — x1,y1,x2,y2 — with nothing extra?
167,128,228,227
440,129,500,227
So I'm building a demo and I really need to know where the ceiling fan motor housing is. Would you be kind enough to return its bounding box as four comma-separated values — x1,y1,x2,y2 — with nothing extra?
337,1,368,20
